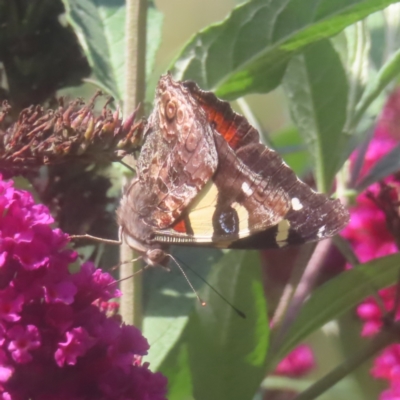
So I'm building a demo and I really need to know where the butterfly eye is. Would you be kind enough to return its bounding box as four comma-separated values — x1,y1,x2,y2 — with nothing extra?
166,100,177,120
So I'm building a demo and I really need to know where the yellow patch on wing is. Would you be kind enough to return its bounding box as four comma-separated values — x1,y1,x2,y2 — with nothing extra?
185,180,219,240
153,180,253,244
275,219,291,248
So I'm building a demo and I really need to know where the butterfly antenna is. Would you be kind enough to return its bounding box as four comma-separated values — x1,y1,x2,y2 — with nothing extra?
107,263,150,287
175,255,246,319
166,254,206,307
109,255,143,272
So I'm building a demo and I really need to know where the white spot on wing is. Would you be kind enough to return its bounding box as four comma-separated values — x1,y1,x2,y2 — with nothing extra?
276,220,291,248
241,181,253,196
317,225,326,238
291,197,303,211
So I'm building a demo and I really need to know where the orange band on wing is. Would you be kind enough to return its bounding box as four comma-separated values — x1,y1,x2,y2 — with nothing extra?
172,219,187,233
201,103,241,149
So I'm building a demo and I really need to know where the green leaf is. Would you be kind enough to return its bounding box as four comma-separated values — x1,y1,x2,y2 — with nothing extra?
352,46,400,129
62,0,125,100
146,4,164,80
187,251,269,400
160,342,194,400
343,22,371,129
171,0,399,100
271,126,310,176
62,0,163,102
160,251,269,400
283,39,349,192
355,142,400,192
143,312,190,372
268,253,400,371
143,247,221,371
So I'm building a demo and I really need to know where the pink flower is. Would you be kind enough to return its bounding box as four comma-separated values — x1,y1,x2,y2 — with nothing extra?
372,345,400,381
43,280,77,304
107,325,149,372
380,385,400,400
99,363,168,400
72,262,121,307
0,350,13,383
55,327,94,366
44,303,74,333
274,345,315,377
0,324,5,346
0,290,23,322
0,176,167,400
7,325,40,363
344,88,400,398
371,345,400,400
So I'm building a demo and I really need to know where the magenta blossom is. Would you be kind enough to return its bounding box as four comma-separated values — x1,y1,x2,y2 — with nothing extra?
343,88,400,398
55,327,94,367
0,176,167,400
7,324,40,363
274,344,315,378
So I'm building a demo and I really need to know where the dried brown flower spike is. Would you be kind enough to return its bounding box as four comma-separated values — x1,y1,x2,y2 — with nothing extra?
0,93,143,175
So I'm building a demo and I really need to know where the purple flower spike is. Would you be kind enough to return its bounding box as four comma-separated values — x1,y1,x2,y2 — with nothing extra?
343,88,400,398
0,176,167,400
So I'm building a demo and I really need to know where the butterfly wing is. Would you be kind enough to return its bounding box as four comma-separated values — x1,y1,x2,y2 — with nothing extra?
148,78,349,249
133,75,218,230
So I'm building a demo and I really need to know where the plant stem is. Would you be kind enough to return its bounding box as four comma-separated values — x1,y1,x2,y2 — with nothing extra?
294,327,398,400
269,242,317,355
120,0,147,328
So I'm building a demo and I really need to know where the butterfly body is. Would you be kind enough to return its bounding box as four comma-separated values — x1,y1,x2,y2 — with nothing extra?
117,74,349,264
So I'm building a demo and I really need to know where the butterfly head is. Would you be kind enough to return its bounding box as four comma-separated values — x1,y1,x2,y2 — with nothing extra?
122,230,169,267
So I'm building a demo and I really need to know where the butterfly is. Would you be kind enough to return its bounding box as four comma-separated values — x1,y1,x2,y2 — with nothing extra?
117,74,349,266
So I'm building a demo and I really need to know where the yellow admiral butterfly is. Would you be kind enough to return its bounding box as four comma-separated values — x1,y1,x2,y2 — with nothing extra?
117,74,349,266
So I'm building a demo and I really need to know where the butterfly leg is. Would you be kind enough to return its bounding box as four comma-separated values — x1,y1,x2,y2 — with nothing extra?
69,234,121,246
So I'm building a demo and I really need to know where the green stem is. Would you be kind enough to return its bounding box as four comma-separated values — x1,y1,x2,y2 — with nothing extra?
294,327,398,400
120,0,147,328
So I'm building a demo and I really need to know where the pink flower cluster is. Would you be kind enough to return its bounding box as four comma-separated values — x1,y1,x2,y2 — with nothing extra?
0,178,167,399
274,345,315,378
372,345,400,400
342,88,400,399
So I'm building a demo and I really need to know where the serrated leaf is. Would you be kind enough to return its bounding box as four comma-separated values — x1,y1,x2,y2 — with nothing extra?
268,253,400,371
355,142,400,192
62,0,163,102
171,0,399,100
283,39,348,192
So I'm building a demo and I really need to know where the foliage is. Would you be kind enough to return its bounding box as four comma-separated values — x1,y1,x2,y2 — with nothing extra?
2,0,400,399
